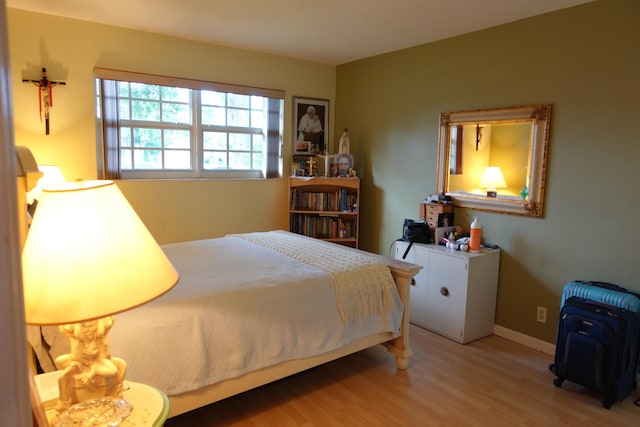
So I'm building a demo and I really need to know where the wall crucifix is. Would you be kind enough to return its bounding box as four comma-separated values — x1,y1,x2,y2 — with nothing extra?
22,67,66,135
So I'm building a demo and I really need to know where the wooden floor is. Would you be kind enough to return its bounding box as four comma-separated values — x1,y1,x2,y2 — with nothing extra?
165,325,639,426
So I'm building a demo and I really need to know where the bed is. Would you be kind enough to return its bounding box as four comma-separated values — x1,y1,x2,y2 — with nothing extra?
29,230,420,417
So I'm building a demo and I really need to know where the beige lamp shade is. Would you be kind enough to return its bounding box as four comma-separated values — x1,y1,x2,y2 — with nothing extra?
22,180,179,325
478,166,507,190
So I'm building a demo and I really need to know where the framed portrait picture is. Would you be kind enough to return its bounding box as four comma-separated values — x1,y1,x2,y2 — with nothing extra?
332,153,354,177
293,96,329,155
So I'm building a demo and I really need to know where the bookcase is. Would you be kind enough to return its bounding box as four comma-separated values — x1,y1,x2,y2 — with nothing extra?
289,177,360,248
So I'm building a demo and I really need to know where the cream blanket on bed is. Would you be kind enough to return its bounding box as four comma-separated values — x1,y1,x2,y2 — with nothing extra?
229,230,396,322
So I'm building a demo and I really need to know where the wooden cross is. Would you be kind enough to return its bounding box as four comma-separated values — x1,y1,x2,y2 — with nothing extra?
23,67,66,135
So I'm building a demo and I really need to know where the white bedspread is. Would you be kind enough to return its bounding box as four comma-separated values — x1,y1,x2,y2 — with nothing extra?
229,231,397,322
36,231,403,396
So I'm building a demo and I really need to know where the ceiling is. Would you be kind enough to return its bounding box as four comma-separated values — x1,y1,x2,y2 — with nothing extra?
7,0,593,65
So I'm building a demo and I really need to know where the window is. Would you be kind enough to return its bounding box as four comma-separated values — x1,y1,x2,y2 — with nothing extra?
95,68,284,179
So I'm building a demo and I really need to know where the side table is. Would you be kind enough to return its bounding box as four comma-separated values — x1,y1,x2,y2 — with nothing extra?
34,371,170,426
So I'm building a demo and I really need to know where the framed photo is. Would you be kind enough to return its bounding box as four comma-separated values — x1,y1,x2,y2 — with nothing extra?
293,96,329,155
333,153,354,177
437,212,455,228
293,155,308,172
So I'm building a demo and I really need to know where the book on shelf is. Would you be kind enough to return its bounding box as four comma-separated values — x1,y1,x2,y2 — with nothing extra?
289,214,356,239
290,189,356,212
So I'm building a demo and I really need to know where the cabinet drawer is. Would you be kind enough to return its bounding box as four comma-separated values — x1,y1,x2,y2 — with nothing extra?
423,204,452,215
425,212,440,223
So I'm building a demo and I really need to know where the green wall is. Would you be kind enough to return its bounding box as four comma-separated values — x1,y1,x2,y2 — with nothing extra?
335,0,640,343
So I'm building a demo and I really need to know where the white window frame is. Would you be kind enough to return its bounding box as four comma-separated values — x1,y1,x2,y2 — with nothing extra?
95,68,284,180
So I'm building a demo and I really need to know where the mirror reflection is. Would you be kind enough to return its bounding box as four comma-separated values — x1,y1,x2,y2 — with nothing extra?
436,105,551,217
448,122,532,197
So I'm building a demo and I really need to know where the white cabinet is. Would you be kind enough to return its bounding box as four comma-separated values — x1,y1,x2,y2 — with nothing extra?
396,243,429,327
395,241,500,344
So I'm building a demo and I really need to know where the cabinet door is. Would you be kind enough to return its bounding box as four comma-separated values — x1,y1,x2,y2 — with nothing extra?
410,245,430,328
425,252,468,342
395,241,428,327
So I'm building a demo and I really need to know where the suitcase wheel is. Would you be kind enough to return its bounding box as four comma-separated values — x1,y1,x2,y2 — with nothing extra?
553,377,563,388
602,399,613,409
548,363,556,374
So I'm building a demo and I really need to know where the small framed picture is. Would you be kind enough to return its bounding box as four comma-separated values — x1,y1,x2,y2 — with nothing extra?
437,212,454,227
294,168,306,177
333,153,354,177
294,139,311,154
293,96,329,155
293,156,308,172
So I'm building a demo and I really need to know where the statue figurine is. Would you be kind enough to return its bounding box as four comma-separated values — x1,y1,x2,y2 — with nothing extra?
338,128,350,155
54,318,127,413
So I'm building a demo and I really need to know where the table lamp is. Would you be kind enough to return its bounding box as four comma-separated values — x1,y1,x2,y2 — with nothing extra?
478,166,507,197
21,180,179,419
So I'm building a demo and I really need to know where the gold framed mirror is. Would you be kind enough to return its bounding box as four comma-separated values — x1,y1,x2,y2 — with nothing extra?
436,105,551,217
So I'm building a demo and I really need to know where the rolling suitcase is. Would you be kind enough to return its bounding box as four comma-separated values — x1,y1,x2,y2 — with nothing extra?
551,295,640,408
557,280,640,378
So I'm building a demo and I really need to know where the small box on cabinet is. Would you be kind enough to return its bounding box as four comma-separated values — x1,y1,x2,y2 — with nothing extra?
420,202,453,241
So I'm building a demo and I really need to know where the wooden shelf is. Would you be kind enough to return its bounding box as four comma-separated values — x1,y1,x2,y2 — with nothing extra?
289,177,360,248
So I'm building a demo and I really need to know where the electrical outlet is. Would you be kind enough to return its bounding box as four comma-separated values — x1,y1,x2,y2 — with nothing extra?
536,306,547,323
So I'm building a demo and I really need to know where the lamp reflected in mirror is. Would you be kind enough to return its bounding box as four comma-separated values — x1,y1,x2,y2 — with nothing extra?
479,166,507,197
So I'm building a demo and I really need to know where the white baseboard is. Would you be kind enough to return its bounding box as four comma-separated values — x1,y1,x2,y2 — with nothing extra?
493,325,556,356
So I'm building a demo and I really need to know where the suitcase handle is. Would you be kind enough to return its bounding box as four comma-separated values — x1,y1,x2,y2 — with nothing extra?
565,296,623,318
576,280,628,292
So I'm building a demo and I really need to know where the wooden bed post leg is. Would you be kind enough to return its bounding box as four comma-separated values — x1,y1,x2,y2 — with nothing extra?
386,266,420,370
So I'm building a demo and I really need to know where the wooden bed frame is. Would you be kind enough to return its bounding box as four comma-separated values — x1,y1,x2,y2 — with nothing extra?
168,255,420,417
